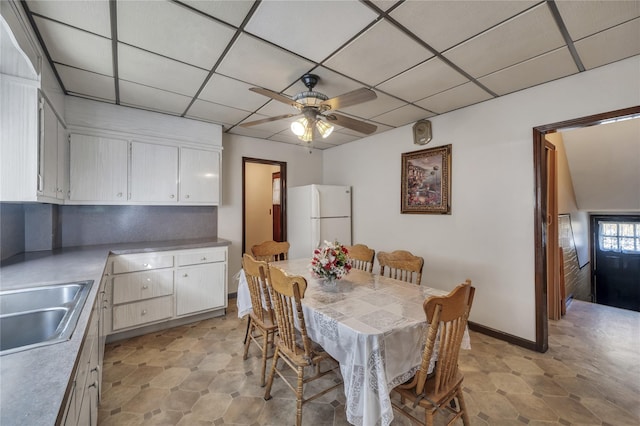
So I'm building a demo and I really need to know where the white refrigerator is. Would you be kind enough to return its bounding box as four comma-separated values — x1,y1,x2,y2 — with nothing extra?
287,184,352,259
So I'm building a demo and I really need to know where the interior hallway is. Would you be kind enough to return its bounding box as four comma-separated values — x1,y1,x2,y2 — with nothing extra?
98,299,640,425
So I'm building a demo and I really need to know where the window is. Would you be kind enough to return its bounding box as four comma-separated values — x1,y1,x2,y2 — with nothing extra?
599,222,640,253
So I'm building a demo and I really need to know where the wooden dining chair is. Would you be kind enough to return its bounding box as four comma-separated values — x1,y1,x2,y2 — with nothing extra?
241,254,278,386
391,280,475,426
378,250,424,285
251,240,290,263
346,243,375,273
264,265,342,426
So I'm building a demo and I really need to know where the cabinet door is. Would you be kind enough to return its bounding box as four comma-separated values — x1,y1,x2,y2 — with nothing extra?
180,147,219,204
130,141,178,202
176,262,226,316
56,121,68,200
41,99,58,199
69,134,128,202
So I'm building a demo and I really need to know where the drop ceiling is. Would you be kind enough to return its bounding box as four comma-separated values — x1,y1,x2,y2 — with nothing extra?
21,0,640,149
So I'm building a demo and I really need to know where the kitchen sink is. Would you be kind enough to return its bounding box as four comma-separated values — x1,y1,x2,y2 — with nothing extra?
0,281,93,355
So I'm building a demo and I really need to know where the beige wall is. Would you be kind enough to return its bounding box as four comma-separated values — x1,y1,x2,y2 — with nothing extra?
245,162,279,251
322,56,639,342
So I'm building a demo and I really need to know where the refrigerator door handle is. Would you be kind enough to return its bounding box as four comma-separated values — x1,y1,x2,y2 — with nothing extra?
311,219,321,249
311,185,321,218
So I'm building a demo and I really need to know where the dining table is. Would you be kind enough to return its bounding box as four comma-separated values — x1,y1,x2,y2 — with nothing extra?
236,258,470,426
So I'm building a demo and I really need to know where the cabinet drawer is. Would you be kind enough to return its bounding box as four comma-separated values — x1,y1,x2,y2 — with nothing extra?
112,253,174,274
112,270,174,304
177,248,226,266
112,296,173,331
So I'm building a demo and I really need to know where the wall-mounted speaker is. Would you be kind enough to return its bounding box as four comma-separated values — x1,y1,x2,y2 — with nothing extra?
413,119,432,145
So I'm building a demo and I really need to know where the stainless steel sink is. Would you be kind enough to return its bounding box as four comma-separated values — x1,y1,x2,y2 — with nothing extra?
0,281,93,355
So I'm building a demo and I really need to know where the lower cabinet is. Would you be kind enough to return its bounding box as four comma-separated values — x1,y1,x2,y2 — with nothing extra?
63,279,103,426
106,246,228,335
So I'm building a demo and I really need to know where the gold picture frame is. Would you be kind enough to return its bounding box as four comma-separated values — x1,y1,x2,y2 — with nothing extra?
401,144,451,214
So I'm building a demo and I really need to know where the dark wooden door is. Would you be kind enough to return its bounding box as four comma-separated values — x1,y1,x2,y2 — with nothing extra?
593,215,640,312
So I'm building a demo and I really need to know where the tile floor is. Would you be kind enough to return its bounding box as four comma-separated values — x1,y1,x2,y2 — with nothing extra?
98,299,640,425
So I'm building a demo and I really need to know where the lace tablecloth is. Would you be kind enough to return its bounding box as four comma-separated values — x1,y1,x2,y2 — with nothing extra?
236,258,470,426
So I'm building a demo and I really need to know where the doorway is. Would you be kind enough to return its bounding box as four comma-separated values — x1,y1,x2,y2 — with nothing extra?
533,105,640,352
242,157,287,255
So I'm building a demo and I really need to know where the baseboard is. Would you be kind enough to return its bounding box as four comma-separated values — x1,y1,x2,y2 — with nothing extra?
467,321,539,352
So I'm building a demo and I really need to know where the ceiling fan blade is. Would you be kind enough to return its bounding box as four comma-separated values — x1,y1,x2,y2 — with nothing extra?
325,113,377,135
240,113,299,127
249,87,303,109
320,88,377,110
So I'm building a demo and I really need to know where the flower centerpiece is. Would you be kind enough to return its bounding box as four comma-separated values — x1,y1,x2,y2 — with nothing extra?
309,240,353,284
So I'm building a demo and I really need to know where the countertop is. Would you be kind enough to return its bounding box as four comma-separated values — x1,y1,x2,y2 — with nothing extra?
0,237,230,426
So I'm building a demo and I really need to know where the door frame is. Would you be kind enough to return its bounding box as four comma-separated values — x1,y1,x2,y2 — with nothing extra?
532,105,640,352
242,157,287,255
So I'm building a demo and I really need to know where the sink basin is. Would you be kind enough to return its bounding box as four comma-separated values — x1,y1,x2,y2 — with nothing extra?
0,281,93,355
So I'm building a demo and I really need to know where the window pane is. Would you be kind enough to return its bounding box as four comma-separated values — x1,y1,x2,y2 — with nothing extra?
620,223,635,237
601,223,618,236
602,236,619,250
620,237,635,251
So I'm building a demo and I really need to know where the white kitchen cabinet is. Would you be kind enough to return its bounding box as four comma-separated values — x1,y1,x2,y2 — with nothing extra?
106,247,227,336
180,147,220,204
130,141,178,203
39,96,67,202
69,134,128,202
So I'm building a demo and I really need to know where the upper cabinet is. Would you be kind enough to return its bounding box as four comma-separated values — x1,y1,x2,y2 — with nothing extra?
66,97,223,206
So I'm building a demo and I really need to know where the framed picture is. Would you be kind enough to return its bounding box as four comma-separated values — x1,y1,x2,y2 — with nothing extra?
401,144,451,214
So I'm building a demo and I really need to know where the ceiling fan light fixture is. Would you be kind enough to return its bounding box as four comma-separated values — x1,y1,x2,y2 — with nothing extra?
299,124,314,142
291,117,308,136
316,120,334,138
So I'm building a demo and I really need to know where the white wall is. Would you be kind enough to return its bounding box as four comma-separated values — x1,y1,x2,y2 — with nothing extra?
218,134,323,293
322,56,640,342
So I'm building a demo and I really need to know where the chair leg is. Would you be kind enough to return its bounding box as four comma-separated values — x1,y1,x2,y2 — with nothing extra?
296,365,304,426
264,347,279,400
456,388,471,426
243,319,254,360
243,316,251,344
260,329,269,386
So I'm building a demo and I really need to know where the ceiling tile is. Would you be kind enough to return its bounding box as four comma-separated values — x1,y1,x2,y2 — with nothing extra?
227,124,279,140
118,43,208,97
324,19,433,86
56,64,115,101
575,18,640,70
216,33,315,92
119,80,192,115
376,57,469,102
179,0,256,27
336,121,393,137
198,73,268,111
338,91,405,119
256,100,300,118
390,0,537,51
444,3,565,78
555,0,640,41
117,0,235,70
268,131,334,150
369,1,402,13
26,0,111,37
371,104,433,127
415,82,494,114
186,99,252,126
245,1,377,62
33,16,113,75
479,47,578,96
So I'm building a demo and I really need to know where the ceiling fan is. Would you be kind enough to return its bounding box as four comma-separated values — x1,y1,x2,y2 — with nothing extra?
240,74,378,142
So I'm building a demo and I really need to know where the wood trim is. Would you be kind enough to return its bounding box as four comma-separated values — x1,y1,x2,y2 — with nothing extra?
242,157,287,255
531,105,640,353
467,321,537,351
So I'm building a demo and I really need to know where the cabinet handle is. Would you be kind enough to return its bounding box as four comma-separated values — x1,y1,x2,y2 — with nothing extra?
183,273,188,278
91,366,100,373
117,192,123,197
170,194,175,199
141,309,147,316
185,194,190,199
142,285,149,290
201,257,207,261
143,263,149,267
88,382,97,389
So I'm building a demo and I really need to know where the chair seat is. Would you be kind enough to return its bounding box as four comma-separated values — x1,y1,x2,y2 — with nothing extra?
276,335,334,367
249,311,277,331
393,370,465,410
